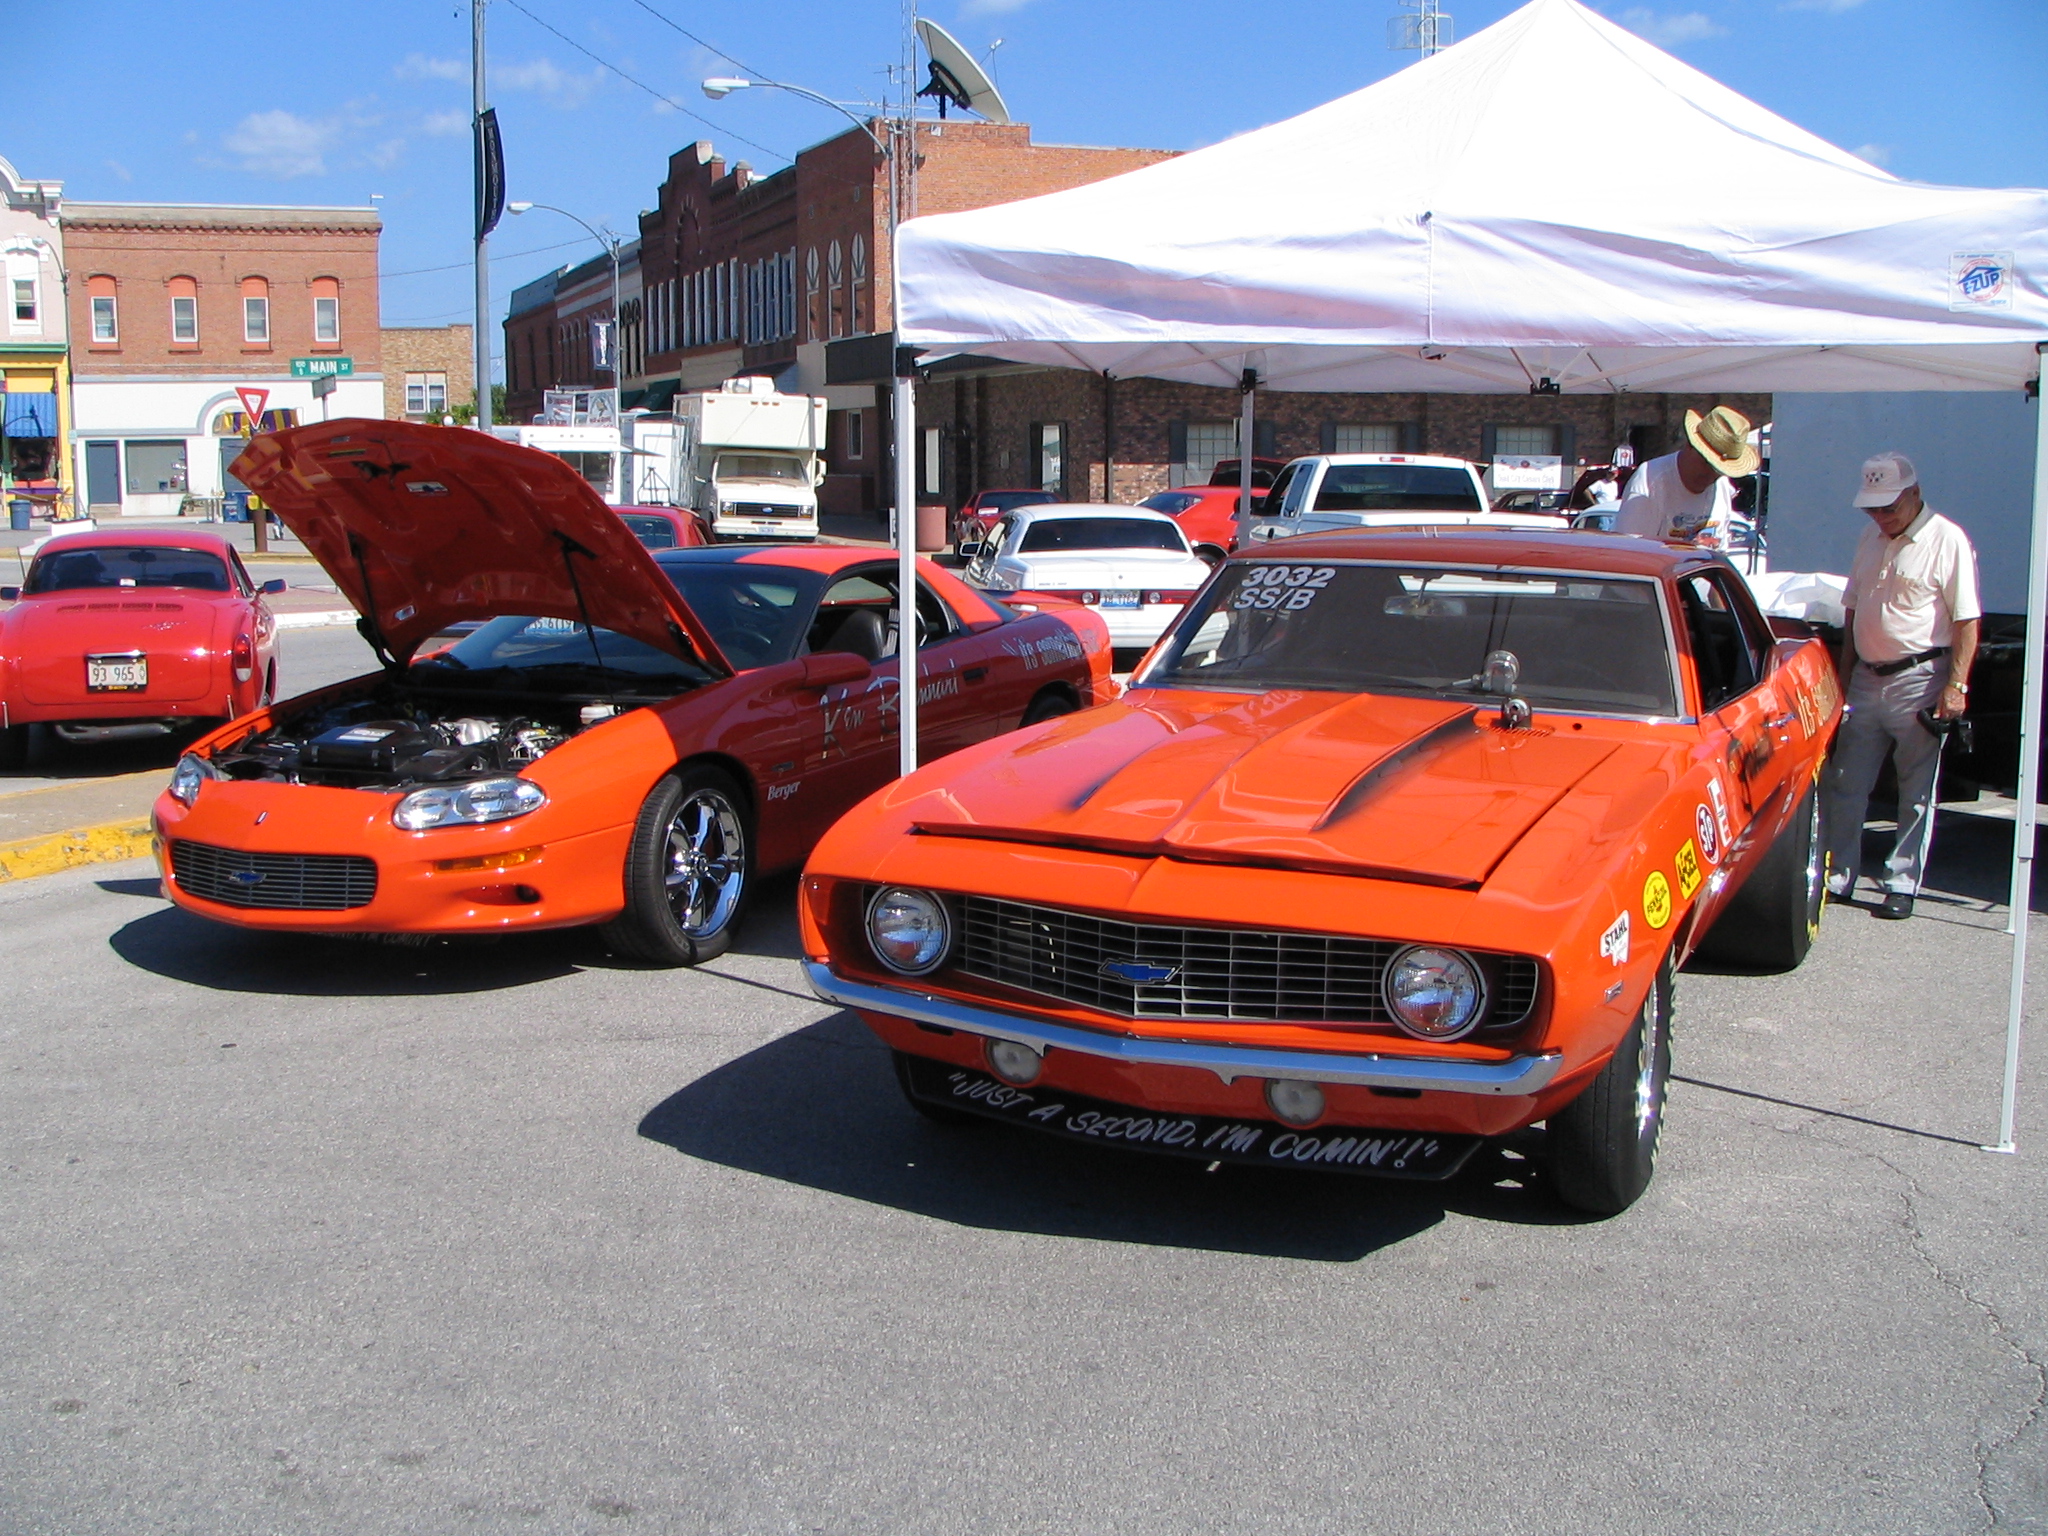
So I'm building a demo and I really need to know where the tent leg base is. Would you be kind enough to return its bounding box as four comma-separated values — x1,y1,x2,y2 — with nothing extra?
1980,1141,2018,1154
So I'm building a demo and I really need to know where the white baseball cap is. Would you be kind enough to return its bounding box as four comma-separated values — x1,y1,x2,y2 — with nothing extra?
1854,451,1919,508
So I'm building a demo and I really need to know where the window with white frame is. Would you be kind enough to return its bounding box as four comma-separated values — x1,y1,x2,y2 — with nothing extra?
924,426,942,496
243,294,269,344
171,294,198,342
850,236,867,334
1036,423,1065,496
1332,423,1402,453
405,372,448,416
1493,425,1560,457
1184,422,1238,481
91,294,117,342
11,276,37,326
846,409,864,460
313,294,340,343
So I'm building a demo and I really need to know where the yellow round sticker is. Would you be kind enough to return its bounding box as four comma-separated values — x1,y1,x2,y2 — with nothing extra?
1643,870,1673,929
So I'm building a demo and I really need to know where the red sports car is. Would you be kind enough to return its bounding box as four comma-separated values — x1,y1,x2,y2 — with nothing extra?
616,505,710,551
1137,485,1248,563
953,489,1059,548
0,528,283,767
152,420,1114,964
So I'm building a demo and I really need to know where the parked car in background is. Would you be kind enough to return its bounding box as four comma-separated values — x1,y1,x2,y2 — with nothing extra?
1206,457,1288,515
154,421,1112,965
1248,454,1500,542
0,528,283,767
616,505,710,551
1492,489,1573,517
1137,486,1248,564
953,488,1060,547
802,529,1842,1217
960,504,1214,655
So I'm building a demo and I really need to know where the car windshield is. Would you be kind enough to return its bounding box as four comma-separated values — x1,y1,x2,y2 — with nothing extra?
1017,518,1187,555
659,560,827,670
26,546,231,594
714,453,807,483
1142,560,1678,717
412,616,714,692
1313,465,1483,513
1139,492,1202,516
620,513,677,549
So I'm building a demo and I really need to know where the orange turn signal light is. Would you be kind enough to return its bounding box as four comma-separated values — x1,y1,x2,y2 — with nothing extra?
432,845,543,874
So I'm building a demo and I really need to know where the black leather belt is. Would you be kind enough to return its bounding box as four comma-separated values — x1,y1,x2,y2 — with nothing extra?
1867,647,1948,677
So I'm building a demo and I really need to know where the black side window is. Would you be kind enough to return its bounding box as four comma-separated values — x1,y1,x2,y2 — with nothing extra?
1262,463,1297,515
1679,571,1763,711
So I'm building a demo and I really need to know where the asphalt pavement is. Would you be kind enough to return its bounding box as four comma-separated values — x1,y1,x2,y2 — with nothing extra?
2,818,2043,1533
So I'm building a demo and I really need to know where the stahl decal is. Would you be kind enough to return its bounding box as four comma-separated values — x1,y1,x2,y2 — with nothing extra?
1599,911,1631,966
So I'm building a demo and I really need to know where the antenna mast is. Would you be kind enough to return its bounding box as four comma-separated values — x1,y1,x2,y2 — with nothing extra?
1389,0,1454,57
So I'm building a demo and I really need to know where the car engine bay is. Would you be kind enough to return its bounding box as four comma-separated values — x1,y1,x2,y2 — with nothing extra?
206,685,619,790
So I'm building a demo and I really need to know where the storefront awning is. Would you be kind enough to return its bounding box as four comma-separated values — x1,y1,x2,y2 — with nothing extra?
3,392,55,438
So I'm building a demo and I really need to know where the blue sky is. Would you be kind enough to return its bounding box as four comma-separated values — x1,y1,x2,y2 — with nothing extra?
9,0,2044,377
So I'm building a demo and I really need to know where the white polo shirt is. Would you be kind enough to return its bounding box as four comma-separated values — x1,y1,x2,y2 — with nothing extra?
1843,506,1982,664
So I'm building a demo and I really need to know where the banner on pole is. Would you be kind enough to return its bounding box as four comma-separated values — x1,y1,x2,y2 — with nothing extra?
474,108,506,241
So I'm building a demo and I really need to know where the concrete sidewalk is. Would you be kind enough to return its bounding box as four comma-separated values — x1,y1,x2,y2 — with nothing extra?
0,770,161,883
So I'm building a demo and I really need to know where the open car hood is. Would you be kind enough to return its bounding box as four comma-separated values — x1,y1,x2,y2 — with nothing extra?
911,689,1619,889
232,420,730,673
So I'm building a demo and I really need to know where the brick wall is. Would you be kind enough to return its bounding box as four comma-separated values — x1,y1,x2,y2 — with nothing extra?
920,370,1772,507
381,324,473,418
62,204,381,381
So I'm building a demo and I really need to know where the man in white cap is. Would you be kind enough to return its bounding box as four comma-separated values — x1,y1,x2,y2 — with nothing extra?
1824,451,1980,920
1613,405,1759,544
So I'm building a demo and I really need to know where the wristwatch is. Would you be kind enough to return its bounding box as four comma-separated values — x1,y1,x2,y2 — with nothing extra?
1946,680,1969,694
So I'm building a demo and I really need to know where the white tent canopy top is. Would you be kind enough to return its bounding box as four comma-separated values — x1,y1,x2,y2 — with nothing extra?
896,0,2048,395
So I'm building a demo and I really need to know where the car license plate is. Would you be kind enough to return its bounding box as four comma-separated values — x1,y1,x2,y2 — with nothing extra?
86,654,147,692
899,1056,1480,1180
1098,589,1141,609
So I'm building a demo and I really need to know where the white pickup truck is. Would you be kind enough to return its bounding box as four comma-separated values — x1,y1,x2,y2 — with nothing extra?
1246,453,1561,543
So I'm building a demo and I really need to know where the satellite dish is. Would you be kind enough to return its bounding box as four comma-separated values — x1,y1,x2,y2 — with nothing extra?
914,18,1011,126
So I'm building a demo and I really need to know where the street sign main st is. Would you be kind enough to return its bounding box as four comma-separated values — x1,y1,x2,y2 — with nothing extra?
290,357,354,378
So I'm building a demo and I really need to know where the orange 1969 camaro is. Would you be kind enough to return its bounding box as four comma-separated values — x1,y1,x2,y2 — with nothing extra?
800,528,1842,1214
152,420,1112,964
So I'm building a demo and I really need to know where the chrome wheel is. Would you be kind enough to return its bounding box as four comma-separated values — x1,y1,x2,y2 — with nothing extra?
664,788,747,939
1633,975,1667,1142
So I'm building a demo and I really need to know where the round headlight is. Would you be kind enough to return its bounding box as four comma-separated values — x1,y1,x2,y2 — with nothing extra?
1383,946,1485,1041
866,887,952,976
1264,1078,1326,1127
168,752,216,808
393,776,546,831
986,1038,1043,1085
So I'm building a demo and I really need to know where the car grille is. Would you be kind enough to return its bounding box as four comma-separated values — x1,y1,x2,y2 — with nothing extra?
953,895,1538,1027
726,502,799,520
170,840,378,911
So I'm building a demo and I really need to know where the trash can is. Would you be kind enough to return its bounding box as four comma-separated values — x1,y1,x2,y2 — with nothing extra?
8,498,30,532
915,499,948,553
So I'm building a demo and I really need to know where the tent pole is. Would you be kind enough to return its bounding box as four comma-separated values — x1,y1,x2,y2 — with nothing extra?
1237,368,1257,524
1994,343,2048,1154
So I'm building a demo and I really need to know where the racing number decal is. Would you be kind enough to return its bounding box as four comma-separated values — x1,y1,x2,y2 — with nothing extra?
1675,839,1704,900
1695,804,1720,865
1643,871,1673,929
1232,566,1336,613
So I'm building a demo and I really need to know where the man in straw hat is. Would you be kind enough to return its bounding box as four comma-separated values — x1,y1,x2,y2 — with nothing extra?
1613,405,1759,544
1824,451,1980,921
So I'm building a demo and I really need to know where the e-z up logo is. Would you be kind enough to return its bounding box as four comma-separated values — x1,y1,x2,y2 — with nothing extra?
1951,251,2014,312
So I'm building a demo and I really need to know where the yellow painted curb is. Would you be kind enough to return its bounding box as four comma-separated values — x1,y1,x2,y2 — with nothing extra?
0,818,155,883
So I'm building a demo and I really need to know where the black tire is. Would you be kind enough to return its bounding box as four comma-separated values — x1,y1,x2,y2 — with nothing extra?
1193,545,1227,568
891,1050,982,1127
1693,780,1824,973
599,764,753,966
1020,688,1079,727
0,725,25,771
1544,958,1673,1216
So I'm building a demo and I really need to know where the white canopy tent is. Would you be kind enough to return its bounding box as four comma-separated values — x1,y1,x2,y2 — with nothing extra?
886,0,2048,1145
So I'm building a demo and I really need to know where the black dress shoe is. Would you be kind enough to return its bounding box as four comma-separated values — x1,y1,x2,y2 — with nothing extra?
1876,893,1914,920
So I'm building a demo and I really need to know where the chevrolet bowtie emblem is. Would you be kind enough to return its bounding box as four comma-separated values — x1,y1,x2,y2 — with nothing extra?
1100,959,1180,985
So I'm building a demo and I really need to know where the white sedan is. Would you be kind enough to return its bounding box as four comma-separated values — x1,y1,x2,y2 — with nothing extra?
960,504,1215,652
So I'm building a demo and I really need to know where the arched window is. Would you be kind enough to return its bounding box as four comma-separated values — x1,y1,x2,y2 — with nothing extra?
827,241,844,340
87,275,119,344
168,275,199,345
805,247,820,342
850,236,867,335
240,276,270,345
310,276,341,346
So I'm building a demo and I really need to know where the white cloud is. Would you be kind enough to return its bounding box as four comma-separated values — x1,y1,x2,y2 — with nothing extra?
366,138,407,169
1615,8,1727,46
223,110,341,178
103,159,133,183
422,109,469,136
960,0,1034,16
396,53,465,81
494,57,605,107
1850,142,1890,166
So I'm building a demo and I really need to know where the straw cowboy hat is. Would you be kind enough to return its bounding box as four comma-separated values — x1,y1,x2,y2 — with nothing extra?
1683,405,1761,477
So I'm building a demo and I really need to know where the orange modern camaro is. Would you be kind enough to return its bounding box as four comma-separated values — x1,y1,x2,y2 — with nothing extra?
152,420,1111,963
800,529,1842,1214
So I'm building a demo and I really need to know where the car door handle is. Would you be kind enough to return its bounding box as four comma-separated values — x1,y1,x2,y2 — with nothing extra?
1765,711,1797,730
964,666,988,683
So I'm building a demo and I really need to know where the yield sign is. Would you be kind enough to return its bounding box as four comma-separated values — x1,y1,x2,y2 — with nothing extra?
235,387,270,431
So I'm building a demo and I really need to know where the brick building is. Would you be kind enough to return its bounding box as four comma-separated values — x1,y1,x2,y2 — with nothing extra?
62,201,381,515
381,322,473,421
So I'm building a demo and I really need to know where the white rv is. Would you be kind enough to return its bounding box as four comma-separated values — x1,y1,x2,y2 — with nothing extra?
488,424,632,506
626,378,828,542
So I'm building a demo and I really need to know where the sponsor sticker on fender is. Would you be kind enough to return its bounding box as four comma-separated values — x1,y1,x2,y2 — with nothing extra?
1643,870,1673,929
1599,911,1631,966
1675,839,1704,900
1695,804,1720,865
1706,775,1733,846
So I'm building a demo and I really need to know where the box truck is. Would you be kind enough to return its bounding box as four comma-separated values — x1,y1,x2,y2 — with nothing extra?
625,377,827,542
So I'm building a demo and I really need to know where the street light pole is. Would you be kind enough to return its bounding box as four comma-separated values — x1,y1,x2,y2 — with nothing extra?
507,202,622,390
703,76,920,775
471,0,492,429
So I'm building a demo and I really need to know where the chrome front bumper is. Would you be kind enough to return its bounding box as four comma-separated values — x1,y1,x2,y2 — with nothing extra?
803,961,1564,1097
